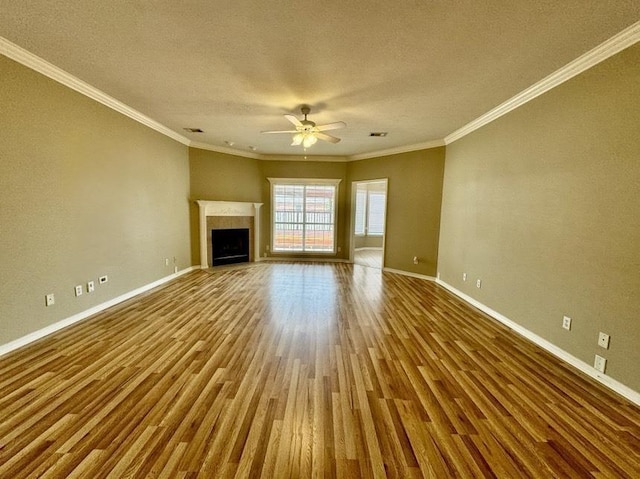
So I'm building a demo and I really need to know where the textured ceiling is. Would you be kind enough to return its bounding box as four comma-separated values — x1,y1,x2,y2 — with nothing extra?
1,1,638,158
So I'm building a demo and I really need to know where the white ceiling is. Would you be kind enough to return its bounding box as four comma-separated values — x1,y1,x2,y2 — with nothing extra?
1,1,638,158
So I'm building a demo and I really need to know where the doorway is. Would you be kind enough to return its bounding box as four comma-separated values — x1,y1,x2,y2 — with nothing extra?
351,179,388,269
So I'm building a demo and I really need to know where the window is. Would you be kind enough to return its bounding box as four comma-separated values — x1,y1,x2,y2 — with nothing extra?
269,178,340,253
367,192,386,234
354,182,386,236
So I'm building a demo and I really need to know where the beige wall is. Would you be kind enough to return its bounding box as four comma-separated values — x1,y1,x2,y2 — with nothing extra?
188,148,262,264
354,235,384,249
347,149,445,275
438,45,640,390
189,148,262,202
0,56,191,345
188,152,349,263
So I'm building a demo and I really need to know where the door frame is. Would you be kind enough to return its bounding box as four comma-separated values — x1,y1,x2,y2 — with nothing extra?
349,178,388,268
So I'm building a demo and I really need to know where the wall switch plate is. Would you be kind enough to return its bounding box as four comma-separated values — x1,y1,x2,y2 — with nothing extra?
99,275,108,284
45,293,55,306
87,281,95,293
462,273,467,281
165,258,169,266
594,355,607,373
562,316,571,330
476,279,482,288
74,285,83,297
598,332,610,349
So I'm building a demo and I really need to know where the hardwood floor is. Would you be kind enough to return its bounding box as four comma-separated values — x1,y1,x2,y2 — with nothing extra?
0,263,638,478
354,248,383,269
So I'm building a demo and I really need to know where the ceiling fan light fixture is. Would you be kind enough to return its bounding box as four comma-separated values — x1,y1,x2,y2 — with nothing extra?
263,106,345,148
302,134,318,148
292,133,304,146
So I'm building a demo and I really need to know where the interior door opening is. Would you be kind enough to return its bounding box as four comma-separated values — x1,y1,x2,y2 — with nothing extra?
351,179,388,269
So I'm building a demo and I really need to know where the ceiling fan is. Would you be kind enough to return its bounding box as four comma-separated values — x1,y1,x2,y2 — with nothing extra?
261,106,346,148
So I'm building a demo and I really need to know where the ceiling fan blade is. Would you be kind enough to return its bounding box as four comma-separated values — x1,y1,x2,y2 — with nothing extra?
261,129,298,134
315,121,346,132
315,132,341,144
284,114,303,127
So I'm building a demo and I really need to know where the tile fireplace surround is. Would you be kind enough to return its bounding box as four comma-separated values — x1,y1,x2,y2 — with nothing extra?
196,200,263,268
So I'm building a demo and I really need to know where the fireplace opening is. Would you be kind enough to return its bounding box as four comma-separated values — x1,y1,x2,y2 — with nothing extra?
212,228,250,266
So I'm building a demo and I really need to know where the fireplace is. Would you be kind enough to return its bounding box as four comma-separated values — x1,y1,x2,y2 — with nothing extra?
212,228,250,266
196,200,263,269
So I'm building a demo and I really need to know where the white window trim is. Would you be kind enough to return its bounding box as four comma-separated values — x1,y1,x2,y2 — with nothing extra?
268,177,341,255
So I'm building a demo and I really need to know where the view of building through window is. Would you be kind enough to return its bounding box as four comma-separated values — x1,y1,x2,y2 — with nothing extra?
272,181,338,252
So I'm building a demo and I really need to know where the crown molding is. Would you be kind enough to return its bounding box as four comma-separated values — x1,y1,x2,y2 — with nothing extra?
4,21,638,157
189,141,264,160
0,36,191,146
189,143,350,162
348,139,446,161
261,154,349,162
445,21,640,145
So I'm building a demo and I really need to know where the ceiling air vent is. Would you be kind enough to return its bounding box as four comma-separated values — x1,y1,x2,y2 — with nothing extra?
183,128,203,133
369,132,388,137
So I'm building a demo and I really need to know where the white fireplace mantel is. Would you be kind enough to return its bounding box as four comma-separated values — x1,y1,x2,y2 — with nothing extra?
196,200,263,268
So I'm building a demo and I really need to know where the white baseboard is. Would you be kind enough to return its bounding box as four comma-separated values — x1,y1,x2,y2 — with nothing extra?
383,267,437,282
435,279,640,406
0,266,199,358
259,256,349,263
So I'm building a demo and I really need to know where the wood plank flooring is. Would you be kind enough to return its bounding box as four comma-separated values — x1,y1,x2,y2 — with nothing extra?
354,249,383,269
0,262,639,478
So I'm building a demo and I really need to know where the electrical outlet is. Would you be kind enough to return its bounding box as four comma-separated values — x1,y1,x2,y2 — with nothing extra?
562,316,571,330
594,355,607,373
436,272,441,280
87,281,95,293
99,275,108,284
74,285,83,297
165,258,169,266
413,256,419,264
598,332,610,349
45,293,55,306
174,266,178,274
462,273,467,281
338,246,341,252
476,279,482,289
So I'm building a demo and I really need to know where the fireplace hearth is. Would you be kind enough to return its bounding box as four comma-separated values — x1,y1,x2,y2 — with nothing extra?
212,228,250,266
